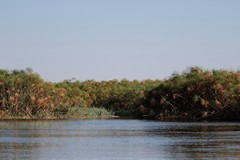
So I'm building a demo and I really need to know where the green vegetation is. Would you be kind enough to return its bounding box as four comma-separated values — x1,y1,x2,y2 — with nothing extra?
0,68,160,119
0,67,240,121
139,67,240,121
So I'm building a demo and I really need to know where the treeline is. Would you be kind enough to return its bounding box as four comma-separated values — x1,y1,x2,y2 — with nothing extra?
0,67,240,121
0,68,160,118
140,67,240,121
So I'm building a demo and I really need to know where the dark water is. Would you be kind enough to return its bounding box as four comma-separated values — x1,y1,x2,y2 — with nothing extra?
0,120,239,160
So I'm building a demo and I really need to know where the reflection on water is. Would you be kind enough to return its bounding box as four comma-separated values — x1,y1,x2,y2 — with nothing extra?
0,120,240,160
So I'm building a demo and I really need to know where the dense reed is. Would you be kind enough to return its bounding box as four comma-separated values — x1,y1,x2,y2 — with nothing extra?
0,67,240,121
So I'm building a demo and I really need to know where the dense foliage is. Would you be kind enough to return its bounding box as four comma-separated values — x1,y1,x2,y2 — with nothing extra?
0,68,160,118
0,67,240,121
140,67,240,121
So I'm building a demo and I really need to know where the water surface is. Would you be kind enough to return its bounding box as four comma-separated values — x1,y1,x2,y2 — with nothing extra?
0,120,239,160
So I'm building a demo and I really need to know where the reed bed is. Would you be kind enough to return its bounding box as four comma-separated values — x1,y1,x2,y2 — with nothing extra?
1,67,240,121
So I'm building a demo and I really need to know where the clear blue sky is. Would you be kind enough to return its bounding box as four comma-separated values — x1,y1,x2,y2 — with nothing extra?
0,0,240,82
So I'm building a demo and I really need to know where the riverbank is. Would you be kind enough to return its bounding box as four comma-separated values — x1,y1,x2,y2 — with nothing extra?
1,67,240,122
0,107,117,120
0,115,120,121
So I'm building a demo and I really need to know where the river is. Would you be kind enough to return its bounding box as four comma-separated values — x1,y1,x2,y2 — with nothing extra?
0,120,239,160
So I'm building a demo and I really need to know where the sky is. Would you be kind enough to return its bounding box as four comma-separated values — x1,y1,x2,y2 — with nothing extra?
0,0,240,82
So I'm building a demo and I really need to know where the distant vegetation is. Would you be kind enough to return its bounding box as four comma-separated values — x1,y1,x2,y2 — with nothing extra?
140,67,240,121
0,68,160,119
0,67,240,121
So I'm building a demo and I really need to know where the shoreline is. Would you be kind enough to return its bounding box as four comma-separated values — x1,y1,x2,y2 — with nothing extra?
0,115,120,121
1,67,240,122
0,116,239,122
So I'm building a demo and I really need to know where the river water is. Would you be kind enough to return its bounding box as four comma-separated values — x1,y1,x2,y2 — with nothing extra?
0,120,239,160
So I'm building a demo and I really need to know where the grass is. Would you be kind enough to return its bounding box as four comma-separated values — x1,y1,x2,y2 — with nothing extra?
66,107,115,119
0,106,115,120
